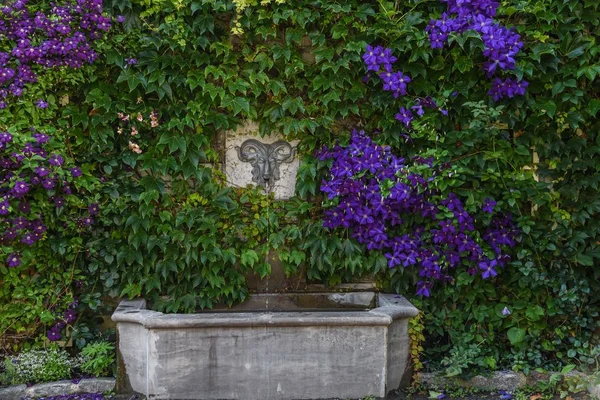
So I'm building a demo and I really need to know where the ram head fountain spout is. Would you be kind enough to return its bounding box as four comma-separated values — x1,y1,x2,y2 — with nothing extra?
235,139,296,191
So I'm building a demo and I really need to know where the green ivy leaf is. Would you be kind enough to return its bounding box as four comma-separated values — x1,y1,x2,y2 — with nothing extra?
223,96,250,116
241,249,259,268
587,99,600,117
525,305,545,321
507,327,526,345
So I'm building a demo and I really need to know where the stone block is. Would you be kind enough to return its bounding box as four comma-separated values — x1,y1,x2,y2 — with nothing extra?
418,370,527,392
24,381,71,398
0,384,26,400
18,378,116,398
76,377,117,393
224,121,299,200
113,293,418,400
590,383,600,399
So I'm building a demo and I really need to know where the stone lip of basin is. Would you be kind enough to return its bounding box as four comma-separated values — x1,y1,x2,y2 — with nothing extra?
112,292,418,400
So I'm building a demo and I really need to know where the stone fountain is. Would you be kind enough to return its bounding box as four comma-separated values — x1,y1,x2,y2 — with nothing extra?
112,122,419,400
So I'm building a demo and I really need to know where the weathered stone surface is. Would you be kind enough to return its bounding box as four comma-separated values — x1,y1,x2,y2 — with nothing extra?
76,377,117,393
418,371,527,392
151,324,388,399
468,371,527,391
525,370,550,387
224,121,299,200
206,292,377,312
0,384,26,400
113,293,418,400
306,282,377,292
422,369,600,399
115,322,150,395
11,378,117,398
386,316,411,391
589,383,600,399
24,381,75,398
579,372,600,399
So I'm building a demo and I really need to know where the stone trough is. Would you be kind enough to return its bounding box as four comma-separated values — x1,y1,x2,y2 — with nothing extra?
111,292,418,400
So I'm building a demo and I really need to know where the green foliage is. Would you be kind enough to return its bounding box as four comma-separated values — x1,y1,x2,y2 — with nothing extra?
63,0,600,370
0,357,17,386
0,96,102,342
78,341,115,377
409,313,426,373
1,0,599,375
77,0,394,312
8,348,74,384
511,366,596,400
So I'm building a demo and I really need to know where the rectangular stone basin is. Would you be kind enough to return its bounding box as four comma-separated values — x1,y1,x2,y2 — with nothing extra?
111,292,418,400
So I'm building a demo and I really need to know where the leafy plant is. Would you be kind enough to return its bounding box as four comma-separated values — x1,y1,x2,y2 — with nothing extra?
0,357,17,386
409,312,426,373
78,341,115,377
10,348,74,384
0,0,108,344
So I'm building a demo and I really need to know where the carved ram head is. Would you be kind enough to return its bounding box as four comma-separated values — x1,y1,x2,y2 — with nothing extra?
235,139,296,191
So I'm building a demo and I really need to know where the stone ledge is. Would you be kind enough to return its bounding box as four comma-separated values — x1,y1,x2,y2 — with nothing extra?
590,384,600,399
0,384,27,400
417,371,527,392
588,377,600,400
418,370,600,398
112,294,419,328
0,377,115,400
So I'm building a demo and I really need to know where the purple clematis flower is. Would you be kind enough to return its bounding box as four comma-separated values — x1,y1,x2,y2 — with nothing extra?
479,258,498,279
7,253,21,267
70,167,82,177
483,197,497,213
35,99,48,108
395,107,414,128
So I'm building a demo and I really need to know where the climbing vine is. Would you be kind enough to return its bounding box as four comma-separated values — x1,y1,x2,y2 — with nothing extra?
0,0,599,374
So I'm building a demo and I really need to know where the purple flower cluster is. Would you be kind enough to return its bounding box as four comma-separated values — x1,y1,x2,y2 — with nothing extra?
318,130,518,296
47,298,79,341
0,0,110,106
488,77,529,101
363,46,448,130
425,0,528,100
363,45,410,99
1,130,98,268
363,45,396,73
22,393,108,400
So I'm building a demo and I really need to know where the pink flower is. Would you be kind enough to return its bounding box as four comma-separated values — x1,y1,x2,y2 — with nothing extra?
128,141,142,154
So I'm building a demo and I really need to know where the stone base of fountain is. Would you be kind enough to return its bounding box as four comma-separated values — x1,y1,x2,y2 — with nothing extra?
112,293,418,400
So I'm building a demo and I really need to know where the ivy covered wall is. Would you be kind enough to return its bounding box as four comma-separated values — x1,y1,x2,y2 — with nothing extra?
1,0,599,373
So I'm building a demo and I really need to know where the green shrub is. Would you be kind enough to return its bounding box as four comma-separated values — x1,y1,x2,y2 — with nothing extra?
10,348,74,384
78,341,115,377
0,357,17,386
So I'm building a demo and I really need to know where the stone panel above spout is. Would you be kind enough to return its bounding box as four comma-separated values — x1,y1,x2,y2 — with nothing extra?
224,121,299,200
